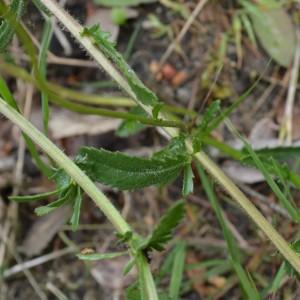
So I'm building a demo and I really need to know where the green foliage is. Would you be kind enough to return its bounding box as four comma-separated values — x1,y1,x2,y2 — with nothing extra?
246,146,300,160
51,168,72,189
126,281,141,300
11,168,83,231
240,13,257,48
192,100,221,153
241,0,295,67
34,185,75,216
242,139,300,222
81,24,161,113
116,231,134,244
140,200,185,252
168,242,186,300
70,186,83,231
116,106,147,137
75,137,190,190
262,263,286,297
39,18,54,134
111,7,128,25
0,0,25,52
77,251,127,261
197,163,260,300
206,67,269,133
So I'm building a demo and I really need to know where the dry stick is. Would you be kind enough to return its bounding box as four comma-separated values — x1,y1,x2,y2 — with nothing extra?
3,246,75,278
159,0,208,66
46,282,68,300
0,225,48,300
38,0,300,274
280,31,300,145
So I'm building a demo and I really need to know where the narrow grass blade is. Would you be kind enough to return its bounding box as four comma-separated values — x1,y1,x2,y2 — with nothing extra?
9,188,61,202
197,163,260,300
261,263,286,297
242,140,300,222
0,76,53,176
168,241,186,300
38,18,53,134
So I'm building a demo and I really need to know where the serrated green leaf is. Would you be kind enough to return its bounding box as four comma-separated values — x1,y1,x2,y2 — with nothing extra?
9,188,62,203
81,24,159,111
77,251,127,261
116,106,147,137
182,164,194,196
50,168,72,190
32,0,52,16
141,200,185,252
76,139,190,190
70,186,82,231
192,100,221,153
93,0,156,7
242,2,295,67
35,185,74,216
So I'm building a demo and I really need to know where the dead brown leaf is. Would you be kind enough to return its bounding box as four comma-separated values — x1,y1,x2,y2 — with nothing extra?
49,110,121,139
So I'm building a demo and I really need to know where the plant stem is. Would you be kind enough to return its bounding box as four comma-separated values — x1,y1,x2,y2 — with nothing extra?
0,60,197,117
0,97,130,234
46,94,186,129
39,0,300,275
137,255,159,300
192,149,300,272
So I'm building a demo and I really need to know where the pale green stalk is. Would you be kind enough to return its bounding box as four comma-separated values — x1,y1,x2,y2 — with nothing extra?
38,0,300,276
0,97,129,235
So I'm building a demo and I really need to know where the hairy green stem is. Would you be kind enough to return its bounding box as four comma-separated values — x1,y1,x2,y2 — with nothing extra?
0,97,130,234
38,0,300,274
137,255,159,300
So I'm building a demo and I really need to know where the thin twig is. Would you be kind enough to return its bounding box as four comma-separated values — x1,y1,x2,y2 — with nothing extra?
3,246,76,278
159,0,208,66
